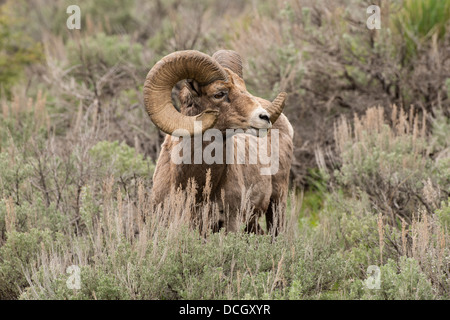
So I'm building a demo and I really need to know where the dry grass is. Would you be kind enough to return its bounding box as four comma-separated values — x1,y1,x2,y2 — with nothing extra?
325,105,449,297
12,172,301,300
330,105,444,224
0,0,449,300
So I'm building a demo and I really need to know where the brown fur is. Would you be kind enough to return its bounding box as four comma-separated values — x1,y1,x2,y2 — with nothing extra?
151,68,293,234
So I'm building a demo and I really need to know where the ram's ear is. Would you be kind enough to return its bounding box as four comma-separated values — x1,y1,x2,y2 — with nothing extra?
186,79,201,97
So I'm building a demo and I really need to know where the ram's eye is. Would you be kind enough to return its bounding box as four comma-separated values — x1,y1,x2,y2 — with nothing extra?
214,92,226,99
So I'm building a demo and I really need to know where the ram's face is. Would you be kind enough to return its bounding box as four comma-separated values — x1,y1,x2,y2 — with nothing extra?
180,70,273,133
144,50,286,136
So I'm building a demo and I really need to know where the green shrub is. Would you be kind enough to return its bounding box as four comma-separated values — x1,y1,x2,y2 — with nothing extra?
89,140,154,181
0,228,58,299
0,151,33,203
334,106,448,223
288,243,348,299
436,198,450,230
67,33,143,71
393,0,450,60
357,257,436,300
0,1,43,97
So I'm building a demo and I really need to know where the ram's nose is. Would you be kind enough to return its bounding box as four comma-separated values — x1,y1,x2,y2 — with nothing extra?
250,108,272,129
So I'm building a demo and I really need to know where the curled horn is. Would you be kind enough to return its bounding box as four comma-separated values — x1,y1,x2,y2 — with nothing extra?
144,50,228,136
212,50,243,78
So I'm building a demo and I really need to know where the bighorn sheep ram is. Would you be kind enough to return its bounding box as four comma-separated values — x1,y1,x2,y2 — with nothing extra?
144,50,293,234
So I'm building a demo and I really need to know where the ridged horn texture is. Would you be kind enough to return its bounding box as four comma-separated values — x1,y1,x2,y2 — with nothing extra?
212,50,243,78
267,92,287,124
144,50,228,136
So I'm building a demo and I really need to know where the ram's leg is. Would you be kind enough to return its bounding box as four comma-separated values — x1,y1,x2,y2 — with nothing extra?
212,210,225,233
245,213,264,235
265,200,275,236
265,199,286,237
